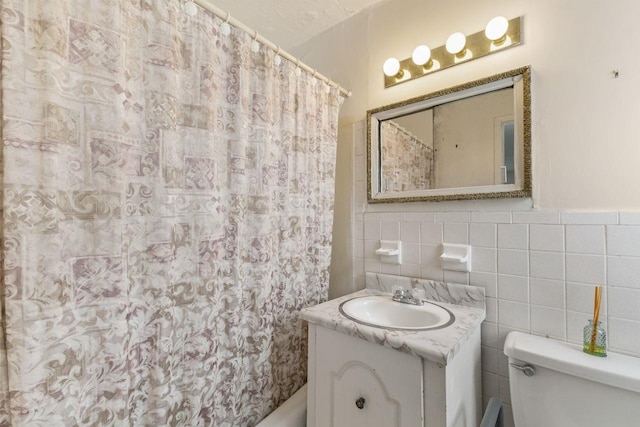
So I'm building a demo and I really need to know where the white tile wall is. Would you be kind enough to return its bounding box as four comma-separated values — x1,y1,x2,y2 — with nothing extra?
348,123,640,422
350,206,640,418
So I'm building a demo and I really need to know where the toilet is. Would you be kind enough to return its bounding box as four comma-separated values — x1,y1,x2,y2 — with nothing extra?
503,331,640,426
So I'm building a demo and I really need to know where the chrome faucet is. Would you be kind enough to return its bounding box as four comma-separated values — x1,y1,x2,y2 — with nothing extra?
392,288,424,306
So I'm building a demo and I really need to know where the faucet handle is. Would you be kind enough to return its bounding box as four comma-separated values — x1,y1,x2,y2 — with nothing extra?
392,285,404,296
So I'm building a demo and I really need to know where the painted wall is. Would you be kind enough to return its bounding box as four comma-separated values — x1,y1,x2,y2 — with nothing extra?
292,0,640,425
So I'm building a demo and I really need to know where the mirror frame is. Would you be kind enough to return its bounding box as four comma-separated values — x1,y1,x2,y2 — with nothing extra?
367,66,531,203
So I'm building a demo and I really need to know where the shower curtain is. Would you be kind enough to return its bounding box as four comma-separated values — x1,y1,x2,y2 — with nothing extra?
0,0,342,425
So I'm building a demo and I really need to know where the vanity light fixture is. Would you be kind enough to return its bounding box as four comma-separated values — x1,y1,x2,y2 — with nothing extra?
383,16,522,88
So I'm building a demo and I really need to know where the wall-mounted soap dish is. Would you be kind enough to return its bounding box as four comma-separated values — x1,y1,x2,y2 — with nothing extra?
376,240,402,264
440,243,472,272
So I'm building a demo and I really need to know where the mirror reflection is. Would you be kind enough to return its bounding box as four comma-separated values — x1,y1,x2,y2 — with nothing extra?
368,66,530,203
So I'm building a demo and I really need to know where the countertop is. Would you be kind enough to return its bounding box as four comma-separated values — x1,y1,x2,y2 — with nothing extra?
299,273,486,366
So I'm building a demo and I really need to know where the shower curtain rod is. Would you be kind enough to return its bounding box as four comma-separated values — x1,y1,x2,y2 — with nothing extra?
193,0,352,98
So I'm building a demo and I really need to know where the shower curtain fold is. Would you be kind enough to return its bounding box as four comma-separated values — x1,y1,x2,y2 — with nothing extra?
0,0,342,425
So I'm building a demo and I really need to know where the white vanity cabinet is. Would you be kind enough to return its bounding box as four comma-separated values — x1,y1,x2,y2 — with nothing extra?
305,314,482,427
303,302,484,427
308,325,424,427
301,275,486,427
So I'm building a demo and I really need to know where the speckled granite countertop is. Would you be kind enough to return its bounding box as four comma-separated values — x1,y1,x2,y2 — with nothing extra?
299,273,486,366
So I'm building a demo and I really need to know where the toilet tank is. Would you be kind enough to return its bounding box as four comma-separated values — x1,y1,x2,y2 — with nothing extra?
504,332,640,427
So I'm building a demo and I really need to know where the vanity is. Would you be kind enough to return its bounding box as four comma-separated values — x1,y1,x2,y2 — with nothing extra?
300,273,486,427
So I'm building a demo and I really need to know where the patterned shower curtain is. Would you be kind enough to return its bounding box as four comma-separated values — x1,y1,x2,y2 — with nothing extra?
0,0,342,425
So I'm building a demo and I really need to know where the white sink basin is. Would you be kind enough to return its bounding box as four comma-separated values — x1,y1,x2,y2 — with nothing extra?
339,295,454,330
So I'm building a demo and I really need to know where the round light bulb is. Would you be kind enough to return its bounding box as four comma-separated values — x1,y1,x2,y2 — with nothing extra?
446,32,466,55
412,45,431,66
383,57,401,77
485,16,509,41
251,40,260,53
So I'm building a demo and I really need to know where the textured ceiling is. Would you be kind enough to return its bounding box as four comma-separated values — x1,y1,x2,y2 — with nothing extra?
202,0,386,50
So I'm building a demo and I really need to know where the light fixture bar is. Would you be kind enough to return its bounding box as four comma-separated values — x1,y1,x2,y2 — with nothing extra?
384,16,522,88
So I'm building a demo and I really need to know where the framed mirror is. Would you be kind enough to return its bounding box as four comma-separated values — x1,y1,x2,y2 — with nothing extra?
367,66,531,203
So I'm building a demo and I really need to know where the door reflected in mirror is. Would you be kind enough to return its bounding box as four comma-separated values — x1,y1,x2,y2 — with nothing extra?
368,66,530,203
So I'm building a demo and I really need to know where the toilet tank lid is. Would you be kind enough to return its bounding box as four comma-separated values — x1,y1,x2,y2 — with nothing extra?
504,331,640,394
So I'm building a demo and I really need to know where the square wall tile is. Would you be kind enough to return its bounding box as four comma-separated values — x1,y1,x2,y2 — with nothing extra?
403,243,420,264
609,318,640,355
473,247,497,273
470,223,497,247
364,221,380,240
530,251,564,280
400,221,420,243
530,278,565,309
420,243,441,266
380,222,400,240
364,258,381,274
420,222,443,244
380,263,400,275
566,282,607,315
608,256,640,289
470,272,497,298
444,223,468,244
420,265,444,281
499,300,530,330
566,254,606,285
566,225,605,254
498,224,528,249
531,306,566,339
401,263,421,278
608,287,640,322
607,226,640,256
364,239,380,259
498,249,529,276
498,274,529,303
529,225,564,252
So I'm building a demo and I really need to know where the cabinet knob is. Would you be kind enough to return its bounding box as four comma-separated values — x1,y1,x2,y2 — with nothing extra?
355,397,365,409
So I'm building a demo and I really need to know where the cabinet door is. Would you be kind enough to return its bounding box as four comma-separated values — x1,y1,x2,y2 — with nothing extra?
313,327,423,427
